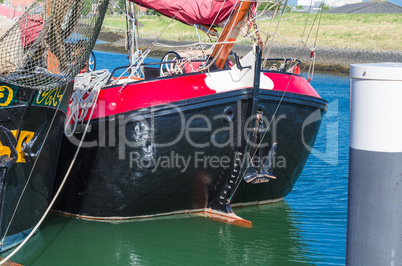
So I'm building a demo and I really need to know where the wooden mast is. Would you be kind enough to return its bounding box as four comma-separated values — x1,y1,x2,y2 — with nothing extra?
210,0,252,69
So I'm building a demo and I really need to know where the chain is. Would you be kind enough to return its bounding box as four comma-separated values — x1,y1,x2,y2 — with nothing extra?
253,21,263,48
252,10,264,49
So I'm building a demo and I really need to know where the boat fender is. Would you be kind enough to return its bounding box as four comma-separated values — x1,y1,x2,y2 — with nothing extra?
46,51,60,74
293,64,300,75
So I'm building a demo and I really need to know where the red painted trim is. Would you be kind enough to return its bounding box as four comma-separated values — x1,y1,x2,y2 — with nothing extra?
264,72,321,98
71,71,320,120
90,73,215,119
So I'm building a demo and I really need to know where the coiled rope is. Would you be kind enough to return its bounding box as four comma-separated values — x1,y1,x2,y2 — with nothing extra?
65,69,110,136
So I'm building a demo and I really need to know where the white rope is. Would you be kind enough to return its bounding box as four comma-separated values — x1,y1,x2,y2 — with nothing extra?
0,71,106,266
65,70,110,137
262,0,286,66
112,45,152,91
200,0,230,43
307,48,316,82
109,0,130,18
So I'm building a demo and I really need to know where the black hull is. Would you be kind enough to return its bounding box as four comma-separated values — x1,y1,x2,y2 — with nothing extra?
0,83,72,252
232,90,327,205
53,87,327,219
53,89,252,218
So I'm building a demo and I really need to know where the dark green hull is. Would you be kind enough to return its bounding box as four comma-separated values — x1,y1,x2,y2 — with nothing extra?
0,82,72,252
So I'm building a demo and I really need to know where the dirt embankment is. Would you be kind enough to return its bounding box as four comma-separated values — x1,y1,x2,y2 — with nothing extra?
95,29,402,75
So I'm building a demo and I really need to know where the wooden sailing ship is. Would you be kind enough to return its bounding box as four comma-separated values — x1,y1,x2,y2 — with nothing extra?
52,0,327,226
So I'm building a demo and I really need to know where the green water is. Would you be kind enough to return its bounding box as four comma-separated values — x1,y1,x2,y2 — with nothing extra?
10,202,314,265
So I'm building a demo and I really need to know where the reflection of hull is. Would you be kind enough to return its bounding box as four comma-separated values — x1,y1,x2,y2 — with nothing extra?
15,201,312,265
232,89,327,205
53,64,326,220
0,83,72,252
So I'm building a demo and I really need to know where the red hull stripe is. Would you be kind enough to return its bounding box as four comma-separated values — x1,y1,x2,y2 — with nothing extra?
264,72,320,98
75,72,320,120
91,74,215,119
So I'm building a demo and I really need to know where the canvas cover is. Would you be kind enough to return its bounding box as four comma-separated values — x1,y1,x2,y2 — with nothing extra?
131,0,238,26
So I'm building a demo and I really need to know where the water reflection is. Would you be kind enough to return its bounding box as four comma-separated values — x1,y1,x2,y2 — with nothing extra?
10,201,316,265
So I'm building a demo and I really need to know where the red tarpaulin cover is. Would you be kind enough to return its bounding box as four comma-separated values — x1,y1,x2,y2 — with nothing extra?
130,0,238,26
18,15,44,47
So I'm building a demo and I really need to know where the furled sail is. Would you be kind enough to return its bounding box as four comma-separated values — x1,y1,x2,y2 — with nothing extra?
130,0,238,26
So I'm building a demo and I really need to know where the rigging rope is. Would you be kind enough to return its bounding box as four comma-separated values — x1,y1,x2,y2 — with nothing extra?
109,0,192,80
262,0,287,67
200,0,230,43
113,45,152,90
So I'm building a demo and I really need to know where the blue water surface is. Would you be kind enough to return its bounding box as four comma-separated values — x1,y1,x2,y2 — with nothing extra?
285,73,350,265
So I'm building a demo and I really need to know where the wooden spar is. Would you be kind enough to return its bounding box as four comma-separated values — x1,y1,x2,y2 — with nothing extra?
210,0,252,69
45,0,51,17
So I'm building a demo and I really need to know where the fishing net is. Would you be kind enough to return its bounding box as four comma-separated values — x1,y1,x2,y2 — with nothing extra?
0,0,109,91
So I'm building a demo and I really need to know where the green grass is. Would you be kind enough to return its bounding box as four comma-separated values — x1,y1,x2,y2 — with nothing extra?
272,13,402,50
103,13,402,51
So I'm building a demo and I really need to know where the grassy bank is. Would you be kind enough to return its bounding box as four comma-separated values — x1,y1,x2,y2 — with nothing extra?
103,13,402,51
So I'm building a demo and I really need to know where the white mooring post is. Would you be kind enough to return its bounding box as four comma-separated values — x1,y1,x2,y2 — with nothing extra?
348,63,402,265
